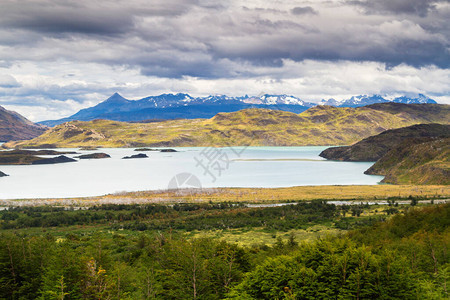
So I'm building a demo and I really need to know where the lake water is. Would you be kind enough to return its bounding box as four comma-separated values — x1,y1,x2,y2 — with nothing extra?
0,146,384,199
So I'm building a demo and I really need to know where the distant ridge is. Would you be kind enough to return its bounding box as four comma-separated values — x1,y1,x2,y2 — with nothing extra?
320,94,436,107
39,93,439,126
0,105,47,142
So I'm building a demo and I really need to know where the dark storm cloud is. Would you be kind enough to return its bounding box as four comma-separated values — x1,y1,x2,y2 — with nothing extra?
208,16,450,70
5,11,135,36
140,61,223,78
349,0,447,17
0,0,198,36
291,6,318,15
0,0,448,79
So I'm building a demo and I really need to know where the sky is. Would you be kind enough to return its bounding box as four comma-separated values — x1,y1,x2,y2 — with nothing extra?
0,0,449,121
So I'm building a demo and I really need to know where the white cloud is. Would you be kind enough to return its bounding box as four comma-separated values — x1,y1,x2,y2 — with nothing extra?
0,74,20,88
0,0,447,121
1,59,448,122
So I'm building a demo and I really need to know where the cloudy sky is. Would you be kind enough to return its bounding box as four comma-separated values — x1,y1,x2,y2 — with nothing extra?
0,0,449,121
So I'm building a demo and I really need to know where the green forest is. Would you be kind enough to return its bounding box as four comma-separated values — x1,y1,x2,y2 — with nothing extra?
0,202,448,299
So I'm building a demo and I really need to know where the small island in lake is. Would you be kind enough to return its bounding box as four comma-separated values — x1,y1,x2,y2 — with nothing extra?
31,155,76,165
122,153,148,159
0,150,78,165
135,148,177,152
76,153,111,159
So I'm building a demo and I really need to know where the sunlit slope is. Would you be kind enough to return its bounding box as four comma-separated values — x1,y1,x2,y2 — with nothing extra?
5,103,449,148
366,137,450,185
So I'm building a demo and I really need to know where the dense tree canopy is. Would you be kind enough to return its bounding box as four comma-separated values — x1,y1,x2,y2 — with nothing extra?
0,203,447,299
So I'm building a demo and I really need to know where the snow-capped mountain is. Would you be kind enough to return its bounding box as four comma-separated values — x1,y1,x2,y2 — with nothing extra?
243,94,315,106
320,94,437,107
39,93,316,126
319,98,341,106
342,95,388,107
39,93,440,126
392,94,437,104
140,93,195,107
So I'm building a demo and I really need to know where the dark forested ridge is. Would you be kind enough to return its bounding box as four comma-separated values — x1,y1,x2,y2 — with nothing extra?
0,202,448,299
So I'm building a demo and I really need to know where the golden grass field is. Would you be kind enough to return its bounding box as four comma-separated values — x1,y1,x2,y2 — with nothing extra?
2,185,448,206
106,185,450,202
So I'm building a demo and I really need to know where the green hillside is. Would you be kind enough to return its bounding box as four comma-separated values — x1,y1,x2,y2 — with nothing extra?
320,123,450,161
366,137,450,185
4,103,449,148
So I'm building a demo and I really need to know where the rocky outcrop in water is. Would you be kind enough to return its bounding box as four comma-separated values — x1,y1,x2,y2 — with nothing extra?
134,148,177,152
76,153,110,159
0,150,77,165
122,153,148,159
31,155,77,165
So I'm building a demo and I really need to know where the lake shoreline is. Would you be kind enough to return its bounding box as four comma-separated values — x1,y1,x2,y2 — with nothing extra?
0,146,385,199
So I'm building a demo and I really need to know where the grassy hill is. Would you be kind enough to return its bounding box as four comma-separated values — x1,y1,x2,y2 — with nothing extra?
319,123,450,185
4,103,449,148
319,123,450,161
365,137,450,185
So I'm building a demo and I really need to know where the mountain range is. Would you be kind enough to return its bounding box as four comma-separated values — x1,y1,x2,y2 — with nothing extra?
0,105,47,142
6,103,449,149
320,94,436,107
39,93,437,126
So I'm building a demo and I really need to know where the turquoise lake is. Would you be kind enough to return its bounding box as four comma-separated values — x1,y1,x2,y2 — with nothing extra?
0,146,384,199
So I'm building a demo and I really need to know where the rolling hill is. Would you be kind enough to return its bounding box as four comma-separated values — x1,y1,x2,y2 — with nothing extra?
0,105,47,142
365,137,449,185
319,123,450,161
4,103,449,149
319,123,450,185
